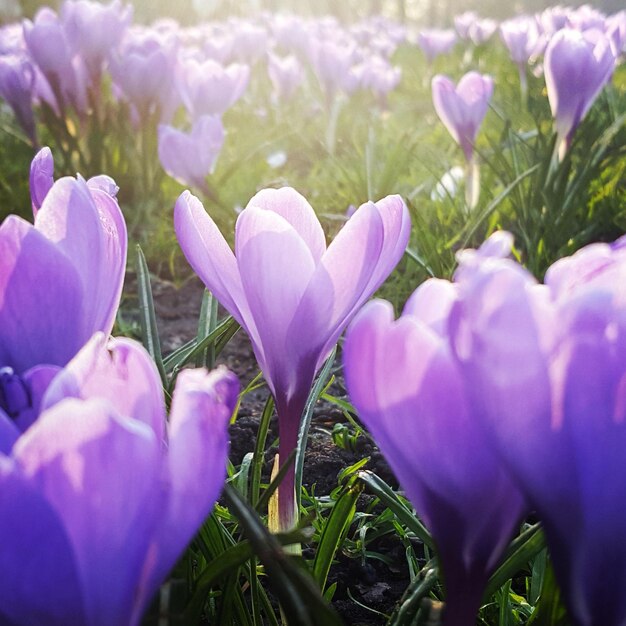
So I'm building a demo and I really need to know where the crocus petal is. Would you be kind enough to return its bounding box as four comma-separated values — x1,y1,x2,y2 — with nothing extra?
236,206,317,396
12,364,60,432
136,367,238,613
293,195,410,366
403,278,459,335
0,412,19,454
0,215,84,371
245,187,327,263
15,398,162,626
42,333,167,445
87,174,120,197
29,146,54,216
174,191,255,335
0,457,87,626
35,177,126,337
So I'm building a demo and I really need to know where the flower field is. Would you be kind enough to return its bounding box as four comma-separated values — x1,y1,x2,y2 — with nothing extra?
0,1,625,624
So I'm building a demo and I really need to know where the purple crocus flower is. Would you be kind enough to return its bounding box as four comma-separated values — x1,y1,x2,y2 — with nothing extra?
0,332,238,626
23,7,87,112
468,19,498,46
175,187,410,529
177,57,249,118
267,52,303,101
450,233,626,626
158,116,225,191
500,17,543,95
61,0,133,83
416,29,457,64
309,38,359,97
0,53,36,142
432,71,493,208
454,11,478,40
432,71,494,162
544,28,615,161
0,149,126,429
343,277,526,626
109,28,177,118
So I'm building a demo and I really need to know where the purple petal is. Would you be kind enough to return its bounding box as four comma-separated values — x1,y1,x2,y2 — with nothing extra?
15,398,162,626
29,146,54,216
11,364,60,432
403,278,459,335
34,176,126,337
136,367,238,614
245,187,327,263
0,215,85,371
236,206,317,396
0,456,87,625
42,333,167,445
0,412,19,454
174,191,255,334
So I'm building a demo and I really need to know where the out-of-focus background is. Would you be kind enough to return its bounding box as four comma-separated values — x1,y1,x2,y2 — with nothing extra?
6,0,625,24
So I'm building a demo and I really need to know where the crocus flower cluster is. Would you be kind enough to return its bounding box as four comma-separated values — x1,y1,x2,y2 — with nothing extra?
345,231,626,626
0,150,239,625
175,187,410,529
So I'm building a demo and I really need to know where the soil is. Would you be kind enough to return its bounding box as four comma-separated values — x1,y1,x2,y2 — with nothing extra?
133,276,412,625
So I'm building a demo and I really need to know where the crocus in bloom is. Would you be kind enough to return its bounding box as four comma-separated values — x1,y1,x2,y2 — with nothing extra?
450,233,626,626
109,28,177,118
158,115,225,191
416,29,457,65
0,332,238,626
175,187,410,529
343,240,526,626
267,52,303,101
23,7,87,112
432,71,493,208
544,28,615,161
500,17,543,98
0,148,126,430
61,0,133,84
177,57,249,119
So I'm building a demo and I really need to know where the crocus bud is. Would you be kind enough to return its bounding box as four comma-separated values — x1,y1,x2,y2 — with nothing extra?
544,28,615,161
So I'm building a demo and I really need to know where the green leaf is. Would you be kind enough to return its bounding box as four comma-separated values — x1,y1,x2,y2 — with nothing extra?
295,347,337,509
526,560,570,626
222,484,344,626
312,481,362,592
358,470,434,549
389,563,439,626
195,290,219,369
484,523,546,600
250,395,275,508
135,245,166,387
